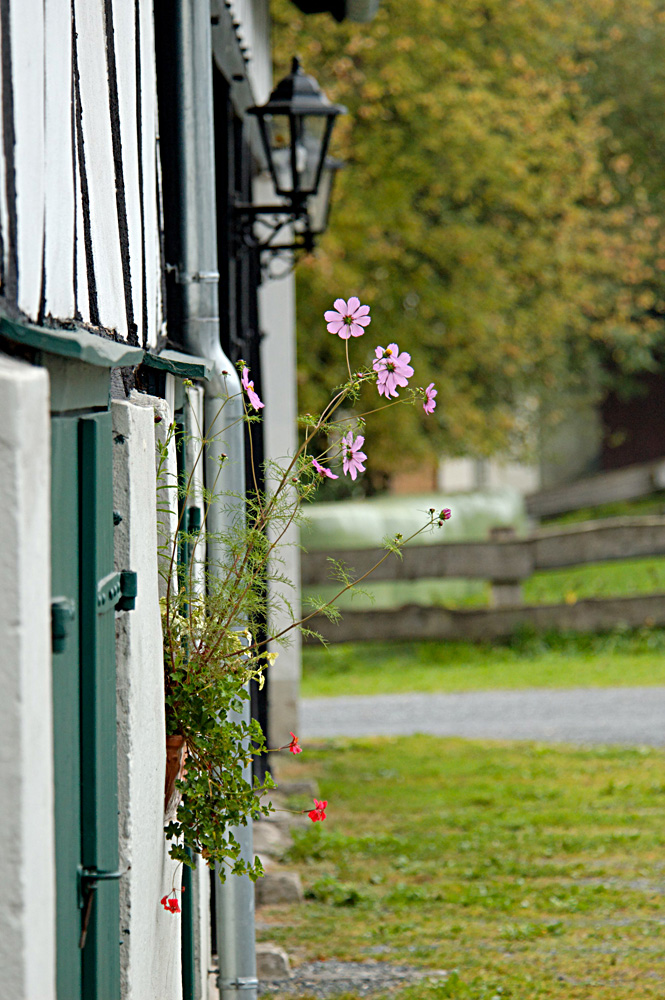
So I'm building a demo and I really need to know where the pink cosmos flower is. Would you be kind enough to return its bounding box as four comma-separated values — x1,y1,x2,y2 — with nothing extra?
423,383,437,414
324,297,371,339
241,366,264,411
341,432,367,481
312,457,339,480
307,798,327,822
373,344,414,398
288,732,302,755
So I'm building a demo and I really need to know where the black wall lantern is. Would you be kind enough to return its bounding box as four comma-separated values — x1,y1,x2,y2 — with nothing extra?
234,58,346,266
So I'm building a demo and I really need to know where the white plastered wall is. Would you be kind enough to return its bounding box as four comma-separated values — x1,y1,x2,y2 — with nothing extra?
0,353,55,1000
120,387,213,997
112,399,183,1000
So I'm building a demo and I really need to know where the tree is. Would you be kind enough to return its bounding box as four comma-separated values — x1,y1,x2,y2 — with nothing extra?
580,6,665,391
273,0,664,487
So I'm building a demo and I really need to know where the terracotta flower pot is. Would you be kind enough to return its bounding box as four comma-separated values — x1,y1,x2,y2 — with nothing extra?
164,734,188,818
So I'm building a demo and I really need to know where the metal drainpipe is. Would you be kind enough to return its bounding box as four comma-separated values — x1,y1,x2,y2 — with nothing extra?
161,2,258,998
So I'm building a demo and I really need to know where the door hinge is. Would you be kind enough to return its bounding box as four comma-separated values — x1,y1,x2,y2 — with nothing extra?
96,570,138,614
51,597,76,653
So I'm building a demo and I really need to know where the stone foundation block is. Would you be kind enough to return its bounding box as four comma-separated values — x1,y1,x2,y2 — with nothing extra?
256,943,291,980
253,821,292,858
256,870,304,907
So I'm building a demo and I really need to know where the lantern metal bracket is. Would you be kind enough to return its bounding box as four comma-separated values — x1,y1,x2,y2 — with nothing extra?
231,200,315,258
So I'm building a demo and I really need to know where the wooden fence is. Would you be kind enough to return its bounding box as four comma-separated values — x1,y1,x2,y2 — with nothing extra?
301,515,665,644
524,459,665,518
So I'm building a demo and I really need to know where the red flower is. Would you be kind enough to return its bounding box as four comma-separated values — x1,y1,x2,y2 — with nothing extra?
288,732,302,755
161,892,181,914
307,798,327,822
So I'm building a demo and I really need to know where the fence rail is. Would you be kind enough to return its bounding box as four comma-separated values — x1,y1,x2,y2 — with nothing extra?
301,515,665,644
524,460,665,518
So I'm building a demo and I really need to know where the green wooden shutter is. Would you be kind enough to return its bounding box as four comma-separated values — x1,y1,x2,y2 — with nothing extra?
51,411,121,1000
79,412,121,999
51,416,83,1000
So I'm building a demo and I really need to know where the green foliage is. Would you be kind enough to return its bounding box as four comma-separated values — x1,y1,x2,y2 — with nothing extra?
304,873,364,906
158,426,278,879
162,674,271,878
156,368,441,878
273,0,665,482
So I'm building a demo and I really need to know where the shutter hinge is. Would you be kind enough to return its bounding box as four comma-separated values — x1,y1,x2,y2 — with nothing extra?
51,597,76,653
117,569,138,611
96,570,138,614
78,864,130,950
77,864,129,907
187,506,202,533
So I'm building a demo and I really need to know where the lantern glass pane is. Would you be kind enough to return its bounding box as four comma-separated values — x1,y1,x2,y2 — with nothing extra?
299,114,328,193
265,114,294,193
308,161,336,234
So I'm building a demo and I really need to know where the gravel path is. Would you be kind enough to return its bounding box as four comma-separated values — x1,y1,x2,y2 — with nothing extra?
259,960,448,998
300,686,665,745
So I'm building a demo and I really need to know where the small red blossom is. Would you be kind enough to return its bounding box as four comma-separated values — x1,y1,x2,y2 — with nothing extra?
161,892,181,914
307,798,327,822
288,732,303,755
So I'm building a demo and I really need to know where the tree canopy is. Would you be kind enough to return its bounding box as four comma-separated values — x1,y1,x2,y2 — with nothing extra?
272,0,665,488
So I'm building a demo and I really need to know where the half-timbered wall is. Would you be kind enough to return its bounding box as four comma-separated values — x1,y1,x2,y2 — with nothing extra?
0,0,162,347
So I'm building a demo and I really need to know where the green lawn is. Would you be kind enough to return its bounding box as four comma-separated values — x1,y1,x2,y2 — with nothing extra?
260,736,665,999
305,556,665,612
524,557,665,606
302,629,665,698
543,493,665,526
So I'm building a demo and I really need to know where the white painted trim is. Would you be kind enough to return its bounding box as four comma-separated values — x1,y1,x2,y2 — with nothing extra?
112,0,143,342
44,0,76,320
0,9,9,285
74,0,126,336
258,269,301,745
137,0,162,347
74,142,90,323
12,0,46,319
